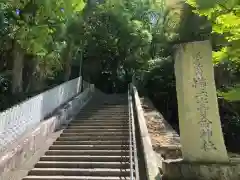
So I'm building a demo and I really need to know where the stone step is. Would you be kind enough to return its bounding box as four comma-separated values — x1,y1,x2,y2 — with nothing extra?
75,115,128,118
81,108,127,110
78,108,128,115
35,161,130,168
28,168,131,176
80,113,128,116
65,122,129,126
65,125,129,129
81,106,127,109
53,141,129,146
78,112,128,115
60,132,129,136
23,176,130,180
49,145,130,150
82,109,128,112
68,122,129,126
56,136,129,141
83,106,127,109
85,105,127,107
40,155,130,162
71,119,128,122
45,150,129,156
64,128,129,132
76,115,128,118
81,110,128,112
65,127,129,131
84,107,127,110
73,116,128,120
70,119,128,122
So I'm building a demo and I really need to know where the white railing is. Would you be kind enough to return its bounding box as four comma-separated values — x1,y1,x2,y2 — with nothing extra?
0,77,86,151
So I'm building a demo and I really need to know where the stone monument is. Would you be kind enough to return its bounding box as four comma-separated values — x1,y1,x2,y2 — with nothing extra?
174,40,228,162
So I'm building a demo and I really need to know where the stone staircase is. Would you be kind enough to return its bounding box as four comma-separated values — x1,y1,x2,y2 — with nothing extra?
22,93,135,180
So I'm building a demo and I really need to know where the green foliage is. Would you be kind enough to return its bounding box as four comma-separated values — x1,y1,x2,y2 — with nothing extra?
79,0,167,89
0,0,85,61
0,0,86,109
186,0,240,70
219,84,240,101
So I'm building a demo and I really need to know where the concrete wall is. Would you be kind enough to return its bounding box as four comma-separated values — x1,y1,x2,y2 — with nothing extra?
0,77,82,152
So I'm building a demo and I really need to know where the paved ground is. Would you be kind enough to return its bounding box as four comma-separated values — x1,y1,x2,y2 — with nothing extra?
2,130,62,180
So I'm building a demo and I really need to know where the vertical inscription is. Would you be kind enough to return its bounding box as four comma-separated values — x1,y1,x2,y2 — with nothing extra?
192,52,217,151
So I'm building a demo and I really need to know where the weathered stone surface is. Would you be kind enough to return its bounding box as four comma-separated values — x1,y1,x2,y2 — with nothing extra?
162,158,240,180
174,40,228,162
0,77,83,152
140,97,181,160
0,116,59,179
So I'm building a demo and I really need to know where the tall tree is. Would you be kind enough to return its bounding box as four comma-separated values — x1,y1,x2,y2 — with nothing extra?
0,0,86,94
187,0,240,68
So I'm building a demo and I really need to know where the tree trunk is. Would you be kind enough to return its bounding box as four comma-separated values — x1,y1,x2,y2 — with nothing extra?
111,61,118,93
63,41,74,81
31,70,45,92
11,42,24,94
79,50,83,77
24,56,38,93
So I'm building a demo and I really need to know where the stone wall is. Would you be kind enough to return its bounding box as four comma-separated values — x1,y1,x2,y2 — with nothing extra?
140,97,181,160
0,77,82,152
162,158,240,180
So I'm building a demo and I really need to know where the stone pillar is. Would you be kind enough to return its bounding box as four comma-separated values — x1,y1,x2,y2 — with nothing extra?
174,40,228,162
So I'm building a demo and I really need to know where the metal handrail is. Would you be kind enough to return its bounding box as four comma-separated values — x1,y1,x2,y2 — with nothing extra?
128,84,140,180
130,85,140,180
128,84,134,179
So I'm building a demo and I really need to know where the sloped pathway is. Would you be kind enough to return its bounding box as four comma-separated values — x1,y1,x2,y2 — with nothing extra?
140,97,181,160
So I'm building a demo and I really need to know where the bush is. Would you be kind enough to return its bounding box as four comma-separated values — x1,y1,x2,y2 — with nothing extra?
142,57,179,131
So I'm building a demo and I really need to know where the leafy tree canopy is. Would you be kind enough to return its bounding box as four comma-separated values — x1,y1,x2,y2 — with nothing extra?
187,0,240,69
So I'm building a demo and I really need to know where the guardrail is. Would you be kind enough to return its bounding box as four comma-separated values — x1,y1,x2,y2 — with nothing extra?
0,77,88,152
128,84,140,180
130,83,161,180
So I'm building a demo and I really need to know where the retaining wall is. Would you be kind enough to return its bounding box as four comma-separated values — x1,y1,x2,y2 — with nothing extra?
0,77,82,151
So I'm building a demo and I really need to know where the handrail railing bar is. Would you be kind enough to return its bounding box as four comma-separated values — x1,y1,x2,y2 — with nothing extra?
128,84,134,180
130,84,140,180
